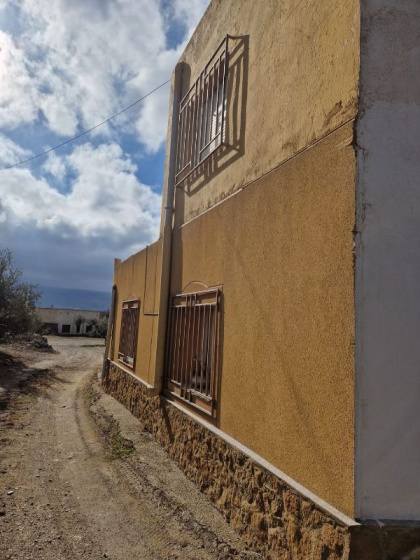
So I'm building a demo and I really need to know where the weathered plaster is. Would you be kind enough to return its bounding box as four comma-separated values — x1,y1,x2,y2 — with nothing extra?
103,363,420,559
355,0,420,520
172,123,356,516
112,239,162,385
103,362,353,559
171,0,360,227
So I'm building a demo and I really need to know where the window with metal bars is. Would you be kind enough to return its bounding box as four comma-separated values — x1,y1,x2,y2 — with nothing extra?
118,299,140,368
165,289,220,417
175,36,229,187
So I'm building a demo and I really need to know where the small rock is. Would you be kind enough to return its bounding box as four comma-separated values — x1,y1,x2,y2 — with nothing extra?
7,490,13,496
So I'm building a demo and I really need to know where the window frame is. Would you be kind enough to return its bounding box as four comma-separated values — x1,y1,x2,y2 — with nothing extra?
118,298,140,369
175,36,229,187
164,288,221,418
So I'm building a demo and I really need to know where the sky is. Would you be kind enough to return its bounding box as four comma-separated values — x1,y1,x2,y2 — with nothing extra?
0,0,209,293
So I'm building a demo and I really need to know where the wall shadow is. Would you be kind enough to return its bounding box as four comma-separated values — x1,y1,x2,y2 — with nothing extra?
174,35,250,225
164,36,248,426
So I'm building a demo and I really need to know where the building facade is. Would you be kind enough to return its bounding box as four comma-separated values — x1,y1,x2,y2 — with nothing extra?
103,1,420,557
37,307,108,336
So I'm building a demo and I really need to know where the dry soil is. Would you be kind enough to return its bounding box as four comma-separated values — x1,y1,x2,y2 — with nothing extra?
0,336,262,560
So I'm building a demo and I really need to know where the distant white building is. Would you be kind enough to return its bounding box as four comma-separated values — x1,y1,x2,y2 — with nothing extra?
36,307,109,336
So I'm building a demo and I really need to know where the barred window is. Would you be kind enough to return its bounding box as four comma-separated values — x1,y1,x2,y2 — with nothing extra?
175,36,229,186
165,289,220,417
118,299,140,368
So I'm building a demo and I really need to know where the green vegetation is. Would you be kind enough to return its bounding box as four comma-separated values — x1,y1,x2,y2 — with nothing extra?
75,314,107,339
74,314,86,333
83,385,99,404
109,422,135,459
0,249,41,339
86,317,108,338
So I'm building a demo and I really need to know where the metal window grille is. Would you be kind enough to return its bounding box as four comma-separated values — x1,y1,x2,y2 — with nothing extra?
165,289,220,416
118,299,140,368
175,36,229,186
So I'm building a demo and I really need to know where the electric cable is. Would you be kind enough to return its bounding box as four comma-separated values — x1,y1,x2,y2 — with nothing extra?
1,79,170,171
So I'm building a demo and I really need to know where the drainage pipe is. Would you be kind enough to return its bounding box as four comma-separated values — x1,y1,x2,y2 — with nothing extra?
148,63,183,396
101,283,117,380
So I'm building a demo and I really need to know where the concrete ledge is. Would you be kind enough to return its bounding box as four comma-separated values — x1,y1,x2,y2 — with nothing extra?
166,397,358,529
103,362,420,559
108,360,155,391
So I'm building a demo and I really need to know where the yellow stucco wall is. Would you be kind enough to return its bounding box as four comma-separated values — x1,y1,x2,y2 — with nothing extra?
168,0,360,229
171,122,356,516
113,0,360,517
112,239,162,385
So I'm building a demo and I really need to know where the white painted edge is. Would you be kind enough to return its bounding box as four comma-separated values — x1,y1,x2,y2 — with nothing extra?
165,398,359,528
108,360,155,391
108,361,359,528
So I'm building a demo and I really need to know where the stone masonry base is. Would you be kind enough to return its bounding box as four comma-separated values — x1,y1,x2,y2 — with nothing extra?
102,362,420,559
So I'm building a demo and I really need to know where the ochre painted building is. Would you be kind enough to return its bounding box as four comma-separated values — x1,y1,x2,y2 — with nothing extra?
103,1,420,557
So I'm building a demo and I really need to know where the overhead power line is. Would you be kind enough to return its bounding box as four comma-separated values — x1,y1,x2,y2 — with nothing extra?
1,79,171,171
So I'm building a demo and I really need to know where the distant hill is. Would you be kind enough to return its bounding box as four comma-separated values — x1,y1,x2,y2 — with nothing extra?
38,285,111,311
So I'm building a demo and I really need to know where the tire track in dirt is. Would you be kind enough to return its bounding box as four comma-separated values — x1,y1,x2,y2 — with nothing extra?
0,337,263,560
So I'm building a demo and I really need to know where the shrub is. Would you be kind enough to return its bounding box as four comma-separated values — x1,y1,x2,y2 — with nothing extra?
86,317,108,338
0,249,41,339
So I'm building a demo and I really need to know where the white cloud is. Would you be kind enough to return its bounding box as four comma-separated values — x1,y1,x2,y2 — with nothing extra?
0,0,210,291
0,31,39,129
0,0,210,151
0,143,161,250
172,0,209,35
42,152,66,181
0,133,32,166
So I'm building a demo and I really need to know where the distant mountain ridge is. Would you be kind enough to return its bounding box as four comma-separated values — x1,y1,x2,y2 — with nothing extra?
38,285,111,311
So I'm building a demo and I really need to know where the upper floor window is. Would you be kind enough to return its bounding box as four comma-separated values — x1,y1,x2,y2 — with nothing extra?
118,299,140,368
175,36,229,187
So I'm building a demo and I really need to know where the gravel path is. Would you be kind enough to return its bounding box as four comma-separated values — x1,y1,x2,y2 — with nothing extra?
0,337,262,560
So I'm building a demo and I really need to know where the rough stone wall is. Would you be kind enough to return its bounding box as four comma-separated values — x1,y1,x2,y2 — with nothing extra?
103,364,420,559
103,363,351,559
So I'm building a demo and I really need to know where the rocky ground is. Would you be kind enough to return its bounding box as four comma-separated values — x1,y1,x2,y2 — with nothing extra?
0,336,262,560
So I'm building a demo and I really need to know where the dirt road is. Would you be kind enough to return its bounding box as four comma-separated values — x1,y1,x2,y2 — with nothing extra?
0,337,261,560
